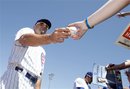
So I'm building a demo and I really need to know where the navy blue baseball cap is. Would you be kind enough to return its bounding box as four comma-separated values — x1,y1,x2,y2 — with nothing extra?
35,19,52,29
103,87,108,89
85,72,93,78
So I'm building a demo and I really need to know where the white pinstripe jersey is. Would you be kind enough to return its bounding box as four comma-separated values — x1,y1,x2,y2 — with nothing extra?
0,27,46,89
73,78,91,89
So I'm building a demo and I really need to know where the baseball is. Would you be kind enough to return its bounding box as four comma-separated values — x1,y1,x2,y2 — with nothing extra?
67,27,78,36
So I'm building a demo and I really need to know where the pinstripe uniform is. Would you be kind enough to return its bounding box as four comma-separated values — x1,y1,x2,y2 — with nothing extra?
0,27,46,89
73,78,91,89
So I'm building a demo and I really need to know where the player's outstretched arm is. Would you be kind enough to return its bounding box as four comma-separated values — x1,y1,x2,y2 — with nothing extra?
18,29,70,46
106,60,130,70
68,0,130,40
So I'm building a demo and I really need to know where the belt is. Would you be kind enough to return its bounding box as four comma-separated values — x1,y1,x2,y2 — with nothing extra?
15,66,38,84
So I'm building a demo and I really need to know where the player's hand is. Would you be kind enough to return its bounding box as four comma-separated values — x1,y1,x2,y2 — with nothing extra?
68,20,88,40
105,64,115,71
50,28,71,43
117,12,126,18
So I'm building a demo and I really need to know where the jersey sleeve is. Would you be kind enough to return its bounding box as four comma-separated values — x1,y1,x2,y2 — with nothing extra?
74,78,90,89
125,60,130,65
75,78,84,87
15,27,34,41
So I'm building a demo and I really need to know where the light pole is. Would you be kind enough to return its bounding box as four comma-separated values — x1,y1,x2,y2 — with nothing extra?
48,73,54,89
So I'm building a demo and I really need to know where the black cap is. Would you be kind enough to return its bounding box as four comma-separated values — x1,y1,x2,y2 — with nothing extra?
35,19,51,29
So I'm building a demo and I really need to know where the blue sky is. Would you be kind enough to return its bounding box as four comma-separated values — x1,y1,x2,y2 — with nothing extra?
0,0,130,89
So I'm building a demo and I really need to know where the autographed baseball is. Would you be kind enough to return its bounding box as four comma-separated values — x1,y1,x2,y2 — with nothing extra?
67,27,78,36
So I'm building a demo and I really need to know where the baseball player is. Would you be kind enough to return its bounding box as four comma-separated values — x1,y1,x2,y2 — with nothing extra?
73,72,93,89
0,19,70,89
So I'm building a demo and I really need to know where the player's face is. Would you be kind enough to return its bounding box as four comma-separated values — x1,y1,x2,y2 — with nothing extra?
34,22,49,34
85,76,92,84
88,77,92,84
